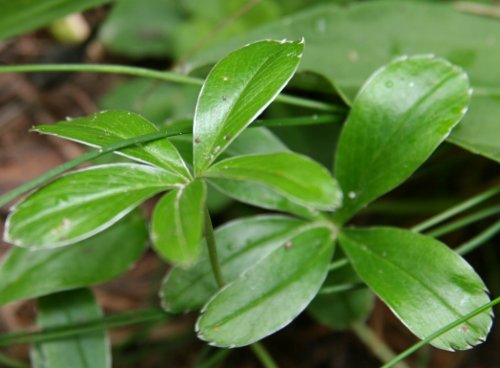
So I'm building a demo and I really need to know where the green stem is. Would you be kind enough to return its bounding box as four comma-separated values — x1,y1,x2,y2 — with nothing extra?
411,185,500,232
351,323,410,368
203,207,225,288
0,114,339,208
327,258,350,271
0,64,343,112
251,342,279,368
203,208,278,368
426,205,500,238
0,309,169,347
0,352,29,368
318,282,365,295
381,296,500,368
456,219,500,255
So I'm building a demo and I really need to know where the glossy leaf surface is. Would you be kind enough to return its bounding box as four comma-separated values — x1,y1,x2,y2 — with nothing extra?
190,2,500,163
36,110,190,180
334,56,470,222
193,39,303,173
205,152,342,211
151,179,207,265
5,164,179,249
197,226,334,347
31,288,110,368
0,0,109,40
339,227,492,351
162,215,307,312
0,213,147,305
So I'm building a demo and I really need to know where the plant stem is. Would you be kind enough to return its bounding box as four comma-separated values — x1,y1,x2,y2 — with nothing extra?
327,258,350,271
456,219,500,255
426,205,500,238
318,282,365,295
381,296,500,368
0,64,343,112
0,115,339,208
411,185,500,232
351,323,410,368
203,208,279,368
0,352,29,368
0,309,169,347
251,342,279,368
203,207,225,288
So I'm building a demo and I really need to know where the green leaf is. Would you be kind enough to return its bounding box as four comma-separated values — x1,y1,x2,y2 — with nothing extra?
334,56,470,222
208,178,319,219
0,212,147,305
196,226,334,347
193,39,304,174
338,227,492,351
204,152,342,211
0,0,109,40
35,111,191,181
151,179,207,265
31,288,110,368
308,260,374,330
5,163,180,249
162,215,307,312
190,2,500,163
99,0,184,58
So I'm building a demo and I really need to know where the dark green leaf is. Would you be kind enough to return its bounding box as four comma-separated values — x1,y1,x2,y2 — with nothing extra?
0,212,147,305
308,260,374,330
162,215,307,313
99,0,183,58
193,39,304,173
5,163,180,249
196,226,334,347
334,56,470,222
35,111,191,181
190,2,500,162
31,289,109,368
151,179,207,265
0,0,109,40
205,152,342,211
339,227,492,351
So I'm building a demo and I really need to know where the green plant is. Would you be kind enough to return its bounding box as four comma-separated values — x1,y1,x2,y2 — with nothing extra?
1,38,498,367
1,2,499,368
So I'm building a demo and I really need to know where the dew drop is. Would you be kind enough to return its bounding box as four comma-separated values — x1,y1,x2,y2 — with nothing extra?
222,76,229,82
312,114,319,120
222,95,227,101
348,191,357,199
385,81,394,88
409,82,415,88
213,145,221,153
284,241,293,250
223,134,231,141
194,137,201,144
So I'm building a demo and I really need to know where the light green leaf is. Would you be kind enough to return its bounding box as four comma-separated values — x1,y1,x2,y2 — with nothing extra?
151,179,207,265
31,288,110,368
190,2,500,162
0,212,147,305
193,39,304,174
204,152,342,211
35,111,191,181
162,215,307,312
334,56,470,222
196,226,334,347
5,163,180,249
339,227,492,351
308,260,374,330
0,0,109,40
